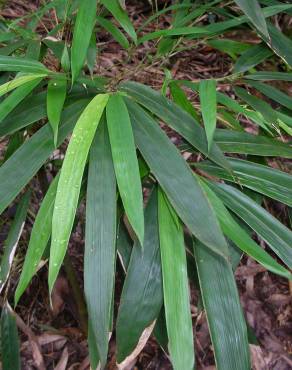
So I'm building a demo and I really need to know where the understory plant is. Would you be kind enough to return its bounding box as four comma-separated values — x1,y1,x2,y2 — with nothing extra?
0,0,292,369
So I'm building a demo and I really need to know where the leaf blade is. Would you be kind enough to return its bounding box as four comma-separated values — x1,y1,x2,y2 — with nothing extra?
106,94,144,245
49,93,109,292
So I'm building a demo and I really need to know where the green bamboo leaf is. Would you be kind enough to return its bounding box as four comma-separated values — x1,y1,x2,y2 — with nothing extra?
234,43,273,73
247,80,292,110
158,189,194,370
15,174,60,305
199,79,217,151
245,72,292,81
106,94,144,245
183,81,272,133
47,78,67,146
0,92,47,136
169,81,200,121
199,179,291,279
100,0,137,43
138,26,208,44
0,74,47,98
0,78,42,123
0,193,30,294
194,239,250,370
127,100,228,259
116,188,163,363
49,93,109,293
234,86,277,127
214,129,292,158
0,99,89,215
234,0,269,37
264,22,292,67
0,55,49,73
120,81,230,171
1,304,21,370
96,16,129,49
207,181,292,269
116,220,132,272
71,0,97,83
208,39,250,58
85,119,116,367
196,158,292,206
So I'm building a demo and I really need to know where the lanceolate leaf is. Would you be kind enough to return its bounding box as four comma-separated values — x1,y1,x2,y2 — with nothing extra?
138,26,208,44
199,79,217,151
15,174,60,305
1,304,21,370
234,43,273,73
213,129,292,158
199,179,291,279
0,192,30,294
196,158,292,207
106,94,144,245
85,119,116,367
194,240,250,370
0,99,89,215
127,100,229,259
234,0,269,38
116,188,163,363
120,81,230,171
101,0,137,42
47,78,67,146
158,190,194,370
0,92,47,136
71,0,97,83
247,80,292,111
49,93,109,292
96,16,129,49
207,181,292,269
0,55,49,73
0,74,47,98
0,78,42,123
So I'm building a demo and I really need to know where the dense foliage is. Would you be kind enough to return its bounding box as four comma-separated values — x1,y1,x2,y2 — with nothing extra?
0,0,292,369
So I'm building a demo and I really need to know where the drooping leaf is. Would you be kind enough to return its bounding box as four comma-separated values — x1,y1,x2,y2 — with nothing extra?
213,129,292,158
158,189,194,370
234,0,269,37
71,0,97,83
199,79,217,151
120,81,230,171
234,43,273,73
49,93,109,292
85,119,116,366
0,192,30,294
247,80,292,110
264,22,292,67
1,304,21,370
101,0,137,43
47,78,67,146
245,72,292,81
196,158,292,206
0,55,49,73
199,179,291,279
106,94,144,245
0,99,89,215
0,78,42,123
0,74,47,98
97,16,129,49
116,188,162,363
138,26,208,44
207,181,292,269
169,81,200,121
15,174,60,305
194,240,250,370
0,92,47,136
127,100,228,259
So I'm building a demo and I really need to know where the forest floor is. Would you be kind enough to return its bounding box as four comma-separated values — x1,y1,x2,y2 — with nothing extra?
1,1,292,369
